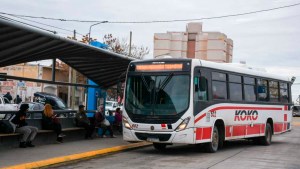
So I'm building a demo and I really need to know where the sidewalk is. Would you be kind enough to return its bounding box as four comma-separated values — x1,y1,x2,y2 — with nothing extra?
0,136,150,169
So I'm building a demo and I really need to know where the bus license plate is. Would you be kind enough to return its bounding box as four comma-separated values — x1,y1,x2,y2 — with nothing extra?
147,137,159,142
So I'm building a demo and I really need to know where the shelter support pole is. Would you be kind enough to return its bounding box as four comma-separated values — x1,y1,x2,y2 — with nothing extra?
68,67,72,107
71,69,76,109
52,58,56,82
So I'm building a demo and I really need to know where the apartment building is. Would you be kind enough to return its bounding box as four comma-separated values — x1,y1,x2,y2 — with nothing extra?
154,22,233,63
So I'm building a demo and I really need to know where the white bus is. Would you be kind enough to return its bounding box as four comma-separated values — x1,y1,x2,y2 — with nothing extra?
122,58,292,152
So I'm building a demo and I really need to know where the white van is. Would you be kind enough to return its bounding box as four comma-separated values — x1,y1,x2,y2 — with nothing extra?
105,101,118,116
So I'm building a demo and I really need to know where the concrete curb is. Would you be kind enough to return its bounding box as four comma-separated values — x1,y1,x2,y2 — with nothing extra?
2,142,151,169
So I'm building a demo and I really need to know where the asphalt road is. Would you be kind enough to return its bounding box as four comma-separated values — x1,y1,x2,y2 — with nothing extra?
55,118,300,169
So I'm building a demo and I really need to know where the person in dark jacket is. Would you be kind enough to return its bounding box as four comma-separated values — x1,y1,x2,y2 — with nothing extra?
3,92,12,103
42,104,65,143
14,95,22,104
10,104,38,148
75,105,95,139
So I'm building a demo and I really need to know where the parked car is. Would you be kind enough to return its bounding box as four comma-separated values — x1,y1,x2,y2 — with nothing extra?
0,95,18,119
34,92,67,110
292,105,300,117
18,102,45,119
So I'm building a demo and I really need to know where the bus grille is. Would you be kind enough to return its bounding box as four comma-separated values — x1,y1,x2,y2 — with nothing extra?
135,132,172,141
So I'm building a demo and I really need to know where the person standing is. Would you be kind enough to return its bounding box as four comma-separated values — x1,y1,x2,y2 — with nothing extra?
3,92,12,103
14,95,22,104
10,104,38,148
114,107,122,132
75,105,95,139
42,104,65,143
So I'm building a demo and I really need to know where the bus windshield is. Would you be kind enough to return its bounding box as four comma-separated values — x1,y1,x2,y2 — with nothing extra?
125,74,190,116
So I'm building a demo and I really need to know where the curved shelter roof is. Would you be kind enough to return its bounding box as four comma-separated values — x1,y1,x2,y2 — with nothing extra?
0,17,133,88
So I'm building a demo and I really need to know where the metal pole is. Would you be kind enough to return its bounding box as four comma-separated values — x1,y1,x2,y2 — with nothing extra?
73,30,76,40
129,31,132,56
71,69,76,109
52,58,56,82
88,21,108,43
67,67,72,107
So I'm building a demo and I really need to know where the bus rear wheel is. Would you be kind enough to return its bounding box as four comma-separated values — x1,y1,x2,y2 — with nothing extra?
205,126,219,153
153,143,167,151
260,123,272,145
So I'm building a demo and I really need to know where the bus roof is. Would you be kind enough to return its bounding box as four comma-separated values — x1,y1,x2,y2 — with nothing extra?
131,58,291,82
197,59,291,82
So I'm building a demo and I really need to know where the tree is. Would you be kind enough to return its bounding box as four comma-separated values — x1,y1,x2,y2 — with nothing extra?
103,34,149,60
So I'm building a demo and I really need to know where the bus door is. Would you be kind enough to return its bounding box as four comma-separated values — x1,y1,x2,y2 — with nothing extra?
193,68,210,119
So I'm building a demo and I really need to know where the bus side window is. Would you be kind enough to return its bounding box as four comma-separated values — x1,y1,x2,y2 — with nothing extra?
195,76,208,101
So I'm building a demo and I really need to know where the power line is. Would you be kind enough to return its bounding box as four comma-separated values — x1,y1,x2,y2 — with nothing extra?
110,2,300,23
0,15,57,34
3,14,86,37
0,2,300,23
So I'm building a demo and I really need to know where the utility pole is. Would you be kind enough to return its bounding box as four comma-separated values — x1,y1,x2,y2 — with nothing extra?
73,30,76,40
129,31,132,56
68,30,77,109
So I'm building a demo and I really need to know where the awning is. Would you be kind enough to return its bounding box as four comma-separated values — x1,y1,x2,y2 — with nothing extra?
0,17,133,88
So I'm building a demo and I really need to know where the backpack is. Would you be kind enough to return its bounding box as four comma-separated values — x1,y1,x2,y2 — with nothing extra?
0,120,15,134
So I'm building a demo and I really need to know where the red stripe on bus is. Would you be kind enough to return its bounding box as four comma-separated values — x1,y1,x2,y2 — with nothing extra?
195,128,202,140
202,127,212,139
194,113,206,123
274,123,284,132
284,105,288,111
233,125,246,136
210,106,282,112
283,123,287,131
284,114,287,121
225,126,231,137
195,127,212,140
246,124,262,135
197,123,288,141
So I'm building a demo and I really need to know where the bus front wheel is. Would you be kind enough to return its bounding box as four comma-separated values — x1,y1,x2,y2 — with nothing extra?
153,143,167,151
205,126,219,153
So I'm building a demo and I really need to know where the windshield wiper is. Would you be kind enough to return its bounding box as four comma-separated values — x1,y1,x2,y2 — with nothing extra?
141,74,152,92
156,73,173,92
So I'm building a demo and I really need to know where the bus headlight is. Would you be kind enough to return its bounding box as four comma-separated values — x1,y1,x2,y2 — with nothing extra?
176,117,190,131
123,116,132,130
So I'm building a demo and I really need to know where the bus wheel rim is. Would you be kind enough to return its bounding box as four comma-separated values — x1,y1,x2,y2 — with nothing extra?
212,129,218,149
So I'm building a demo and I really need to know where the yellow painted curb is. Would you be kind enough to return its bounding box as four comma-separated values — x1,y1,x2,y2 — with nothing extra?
2,142,151,169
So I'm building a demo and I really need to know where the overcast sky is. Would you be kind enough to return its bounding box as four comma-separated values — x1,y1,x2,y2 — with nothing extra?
1,0,300,101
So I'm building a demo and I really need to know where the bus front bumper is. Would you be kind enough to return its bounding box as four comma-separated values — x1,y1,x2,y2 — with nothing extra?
123,128,195,144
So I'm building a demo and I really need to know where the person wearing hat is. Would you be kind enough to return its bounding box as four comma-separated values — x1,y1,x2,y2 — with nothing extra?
75,105,95,139
10,104,38,148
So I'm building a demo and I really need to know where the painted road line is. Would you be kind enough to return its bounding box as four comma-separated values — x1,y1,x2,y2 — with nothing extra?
2,142,151,169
